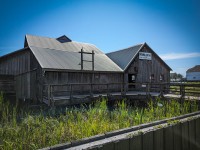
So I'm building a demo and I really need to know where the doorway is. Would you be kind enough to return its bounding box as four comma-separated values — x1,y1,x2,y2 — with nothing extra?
128,74,136,89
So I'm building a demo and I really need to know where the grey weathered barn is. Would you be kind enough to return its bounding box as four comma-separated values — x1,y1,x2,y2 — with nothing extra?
0,35,171,105
107,43,171,88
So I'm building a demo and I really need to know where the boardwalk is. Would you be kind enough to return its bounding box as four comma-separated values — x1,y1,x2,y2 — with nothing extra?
43,82,200,106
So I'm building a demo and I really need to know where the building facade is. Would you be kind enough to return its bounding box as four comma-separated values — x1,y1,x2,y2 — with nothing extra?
0,35,171,104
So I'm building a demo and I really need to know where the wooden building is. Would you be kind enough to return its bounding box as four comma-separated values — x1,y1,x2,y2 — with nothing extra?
186,65,200,81
0,35,171,105
107,43,172,89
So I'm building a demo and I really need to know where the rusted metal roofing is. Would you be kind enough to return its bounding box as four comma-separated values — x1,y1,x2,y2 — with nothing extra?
106,44,144,70
187,65,200,73
26,35,122,72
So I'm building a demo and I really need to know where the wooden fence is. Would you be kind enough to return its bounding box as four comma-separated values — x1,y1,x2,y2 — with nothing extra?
43,82,200,106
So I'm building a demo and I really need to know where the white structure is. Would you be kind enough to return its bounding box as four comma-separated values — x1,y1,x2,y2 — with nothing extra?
186,65,200,81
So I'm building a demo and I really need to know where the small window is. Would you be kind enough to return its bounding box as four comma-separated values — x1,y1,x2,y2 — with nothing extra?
160,74,164,81
150,74,154,80
132,75,136,81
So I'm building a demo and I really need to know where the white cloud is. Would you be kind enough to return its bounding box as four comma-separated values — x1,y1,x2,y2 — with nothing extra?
159,52,200,60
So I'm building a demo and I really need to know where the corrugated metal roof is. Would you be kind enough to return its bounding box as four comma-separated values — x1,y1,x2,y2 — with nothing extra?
106,44,144,70
26,34,103,54
28,41,122,72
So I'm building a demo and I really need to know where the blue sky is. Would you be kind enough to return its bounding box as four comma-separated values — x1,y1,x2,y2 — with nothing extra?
0,0,200,76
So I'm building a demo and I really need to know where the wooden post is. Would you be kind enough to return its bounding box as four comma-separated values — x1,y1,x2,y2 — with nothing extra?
50,85,54,107
182,85,185,97
81,48,83,70
121,82,123,95
180,84,182,95
146,83,150,98
107,83,109,96
92,50,94,71
47,84,50,106
90,83,93,97
70,84,72,100
160,83,163,97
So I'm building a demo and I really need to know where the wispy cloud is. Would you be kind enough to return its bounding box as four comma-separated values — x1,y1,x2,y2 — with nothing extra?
160,52,200,60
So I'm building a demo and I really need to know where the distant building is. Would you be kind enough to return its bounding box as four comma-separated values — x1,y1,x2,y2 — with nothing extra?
186,65,200,81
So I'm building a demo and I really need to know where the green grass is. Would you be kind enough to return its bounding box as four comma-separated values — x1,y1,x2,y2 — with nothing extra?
0,94,198,150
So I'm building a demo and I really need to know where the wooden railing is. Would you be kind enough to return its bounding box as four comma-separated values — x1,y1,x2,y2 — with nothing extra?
43,82,200,106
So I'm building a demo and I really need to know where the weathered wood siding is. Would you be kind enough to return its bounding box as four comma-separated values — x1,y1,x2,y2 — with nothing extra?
126,46,170,83
44,71,123,95
0,49,41,102
0,75,15,94
0,50,30,75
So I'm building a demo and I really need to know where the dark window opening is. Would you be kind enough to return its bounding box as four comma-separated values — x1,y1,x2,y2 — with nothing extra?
150,74,154,81
128,74,136,89
160,74,164,81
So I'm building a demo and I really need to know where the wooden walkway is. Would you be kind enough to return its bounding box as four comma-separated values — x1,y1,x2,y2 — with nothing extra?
43,82,200,106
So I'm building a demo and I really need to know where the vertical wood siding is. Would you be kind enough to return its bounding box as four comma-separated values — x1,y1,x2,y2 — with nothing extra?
0,50,30,75
44,71,123,95
126,46,170,83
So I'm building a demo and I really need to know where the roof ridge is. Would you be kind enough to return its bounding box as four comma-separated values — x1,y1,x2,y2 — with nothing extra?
26,34,98,47
71,41,98,47
26,34,56,40
107,43,145,54
29,46,105,55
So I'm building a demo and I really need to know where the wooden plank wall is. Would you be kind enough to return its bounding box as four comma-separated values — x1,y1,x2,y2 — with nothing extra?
44,71,123,95
126,46,170,83
0,75,15,94
0,50,30,75
15,72,31,100
0,49,42,103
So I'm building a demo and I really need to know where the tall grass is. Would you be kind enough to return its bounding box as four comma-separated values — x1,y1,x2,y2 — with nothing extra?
0,93,198,150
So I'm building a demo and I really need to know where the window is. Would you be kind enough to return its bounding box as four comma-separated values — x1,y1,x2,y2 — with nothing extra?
132,75,136,81
160,74,164,81
150,74,154,80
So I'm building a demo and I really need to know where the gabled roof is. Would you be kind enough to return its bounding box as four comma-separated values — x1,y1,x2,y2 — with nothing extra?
107,43,172,71
107,44,144,70
25,34,122,72
187,65,200,73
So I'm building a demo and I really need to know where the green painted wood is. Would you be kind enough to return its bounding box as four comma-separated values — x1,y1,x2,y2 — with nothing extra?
195,117,200,150
115,138,130,150
173,123,182,150
163,125,174,150
153,128,164,150
143,131,153,150
189,120,196,150
181,121,189,150
129,134,142,150
102,142,114,150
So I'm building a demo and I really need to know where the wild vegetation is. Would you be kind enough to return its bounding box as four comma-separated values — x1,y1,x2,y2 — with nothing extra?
0,93,198,150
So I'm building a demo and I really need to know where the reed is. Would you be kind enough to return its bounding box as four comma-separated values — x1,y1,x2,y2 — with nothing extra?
0,93,198,150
